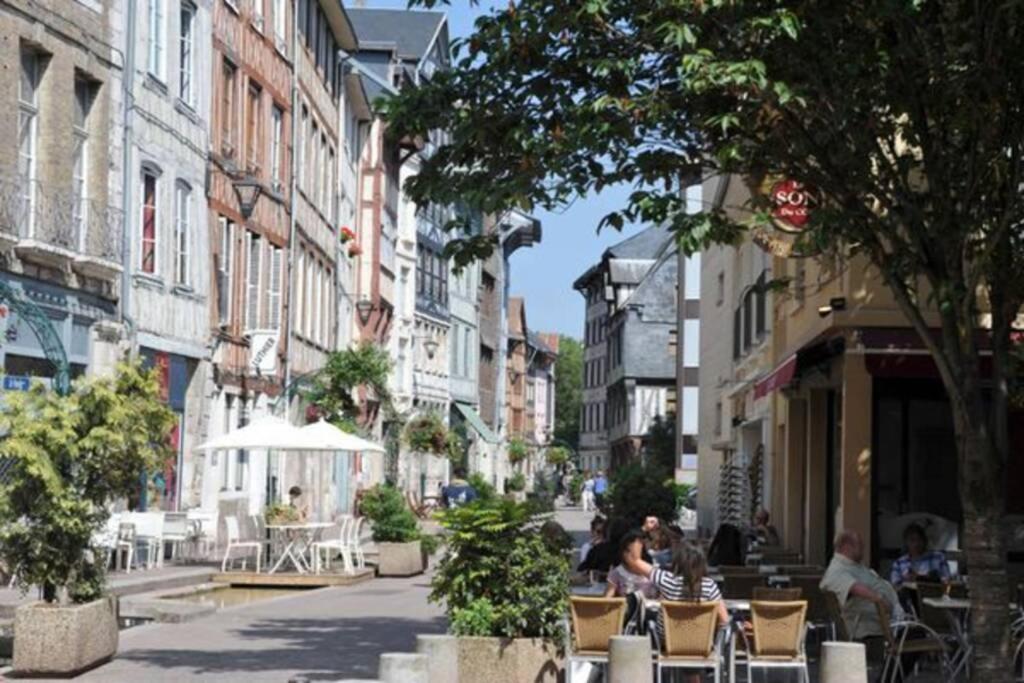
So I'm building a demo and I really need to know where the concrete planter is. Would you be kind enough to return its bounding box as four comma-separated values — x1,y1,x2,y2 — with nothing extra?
456,636,561,683
377,540,424,577
13,596,118,676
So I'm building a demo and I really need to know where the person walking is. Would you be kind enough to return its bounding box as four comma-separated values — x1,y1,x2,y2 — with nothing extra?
582,471,595,512
593,470,609,510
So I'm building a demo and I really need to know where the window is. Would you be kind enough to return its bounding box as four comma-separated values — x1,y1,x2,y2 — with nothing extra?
174,182,191,285
297,105,308,190
714,401,722,436
294,249,305,335
270,105,283,189
140,169,159,274
246,83,262,173
220,393,234,488
733,307,741,360
304,253,313,336
464,327,472,378
73,77,94,248
273,0,286,49
717,271,725,306
178,2,195,104
755,271,767,338
311,121,320,203
742,289,753,351
251,0,264,31
451,323,459,375
267,245,283,329
147,0,166,80
220,60,237,157
19,48,42,237
327,146,336,220
217,217,235,324
246,232,262,330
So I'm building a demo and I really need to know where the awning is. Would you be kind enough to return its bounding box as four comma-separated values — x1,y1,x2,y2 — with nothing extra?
454,402,500,444
753,354,798,399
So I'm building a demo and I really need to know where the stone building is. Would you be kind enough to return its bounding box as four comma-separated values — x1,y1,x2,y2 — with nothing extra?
0,0,122,404
111,0,214,511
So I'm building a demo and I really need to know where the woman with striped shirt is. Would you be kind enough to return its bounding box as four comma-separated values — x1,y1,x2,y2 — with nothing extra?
624,542,730,625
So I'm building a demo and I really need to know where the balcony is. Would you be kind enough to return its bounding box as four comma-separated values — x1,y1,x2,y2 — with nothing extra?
0,177,123,281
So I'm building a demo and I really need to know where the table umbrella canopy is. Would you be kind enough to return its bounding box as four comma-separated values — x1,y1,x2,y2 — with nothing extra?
299,419,386,453
196,416,325,451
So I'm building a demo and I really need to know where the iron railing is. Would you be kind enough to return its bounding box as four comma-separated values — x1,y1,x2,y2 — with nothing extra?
0,176,124,264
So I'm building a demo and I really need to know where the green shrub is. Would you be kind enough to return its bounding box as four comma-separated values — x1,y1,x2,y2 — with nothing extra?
545,446,570,467
466,472,497,501
506,471,527,492
360,484,420,543
420,533,444,556
569,473,584,503
606,463,679,527
0,362,176,603
432,499,569,641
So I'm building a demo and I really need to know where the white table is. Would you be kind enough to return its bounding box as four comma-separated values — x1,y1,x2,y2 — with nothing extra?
570,583,609,597
266,523,332,574
923,597,972,679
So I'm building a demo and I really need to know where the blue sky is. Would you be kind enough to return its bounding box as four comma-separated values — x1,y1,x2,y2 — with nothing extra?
362,0,645,339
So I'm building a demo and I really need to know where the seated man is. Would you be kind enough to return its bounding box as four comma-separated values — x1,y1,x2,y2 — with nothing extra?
821,529,904,640
441,467,478,508
753,509,781,547
889,523,951,589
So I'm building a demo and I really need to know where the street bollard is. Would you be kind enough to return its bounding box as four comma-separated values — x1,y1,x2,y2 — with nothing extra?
379,652,430,683
821,641,869,683
608,635,653,683
415,634,459,683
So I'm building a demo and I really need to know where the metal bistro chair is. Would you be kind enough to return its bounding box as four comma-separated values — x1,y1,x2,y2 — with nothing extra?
788,576,832,645
746,600,810,683
162,512,189,562
115,521,137,573
876,601,951,683
823,590,852,641
658,600,725,683
567,597,627,678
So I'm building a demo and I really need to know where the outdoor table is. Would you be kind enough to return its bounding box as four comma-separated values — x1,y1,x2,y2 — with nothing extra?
922,596,972,679
570,583,608,597
266,522,332,574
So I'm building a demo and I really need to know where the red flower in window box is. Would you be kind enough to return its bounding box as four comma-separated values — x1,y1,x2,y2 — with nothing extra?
305,404,323,424
348,243,363,257
340,226,356,244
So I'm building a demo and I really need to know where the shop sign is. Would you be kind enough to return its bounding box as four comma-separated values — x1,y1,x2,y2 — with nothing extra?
763,177,820,233
249,331,280,375
3,376,31,392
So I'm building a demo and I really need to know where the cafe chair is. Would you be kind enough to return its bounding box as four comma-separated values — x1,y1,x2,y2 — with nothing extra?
221,515,262,573
788,577,833,647
753,586,803,602
745,600,810,683
658,600,724,683
823,590,851,641
722,574,766,599
567,597,627,678
876,601,951,683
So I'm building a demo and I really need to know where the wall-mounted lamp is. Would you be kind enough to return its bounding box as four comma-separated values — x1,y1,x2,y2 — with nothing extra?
817,296,848,318
423,338,439,360
356,299,376,325
233,177,263,221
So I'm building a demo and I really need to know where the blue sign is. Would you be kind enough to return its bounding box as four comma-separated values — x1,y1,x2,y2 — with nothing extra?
3,376,31,392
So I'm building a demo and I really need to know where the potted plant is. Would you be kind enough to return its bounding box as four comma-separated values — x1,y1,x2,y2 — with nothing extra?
339,226,356,244
505,471,527,502
432,499,568,682
360,484,424,576
264,502,300,525
404,413,450,455
0,362,176,676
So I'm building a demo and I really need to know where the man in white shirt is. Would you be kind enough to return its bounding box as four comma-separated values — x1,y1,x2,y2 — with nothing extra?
820,529,903,639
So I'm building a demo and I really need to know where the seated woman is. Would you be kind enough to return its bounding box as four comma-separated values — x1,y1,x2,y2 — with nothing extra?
578,516,607,569
624,541,730,625
889,523,951,589
605,530,660,599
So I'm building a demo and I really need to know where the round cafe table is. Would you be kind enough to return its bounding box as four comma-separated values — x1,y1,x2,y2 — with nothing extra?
265,522,332,574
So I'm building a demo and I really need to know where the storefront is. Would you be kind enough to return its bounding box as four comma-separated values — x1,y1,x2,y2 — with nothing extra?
138,349,195,511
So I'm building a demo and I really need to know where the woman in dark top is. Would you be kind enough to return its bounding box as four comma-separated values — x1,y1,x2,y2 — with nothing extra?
579,518,651,573
707,523,745,567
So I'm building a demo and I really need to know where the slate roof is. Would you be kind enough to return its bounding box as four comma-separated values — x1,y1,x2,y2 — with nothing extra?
606,224,674,260
347,8,445,62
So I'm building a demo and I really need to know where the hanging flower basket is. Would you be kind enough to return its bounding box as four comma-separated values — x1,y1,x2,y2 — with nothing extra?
340,226,356,244
348,243,363,257
405,414,449,456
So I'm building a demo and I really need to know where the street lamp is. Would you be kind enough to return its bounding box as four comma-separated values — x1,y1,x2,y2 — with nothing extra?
233,177,263,221
423,338,439,359
356,298,376,325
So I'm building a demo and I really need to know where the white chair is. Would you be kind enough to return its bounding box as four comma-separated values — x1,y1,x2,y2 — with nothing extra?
186,510,217,559
349,517,366,569
115,522,137,573
92,515,121,570
162,512,189,561
312,516,355,574
221,515,262,573
127,512,166,569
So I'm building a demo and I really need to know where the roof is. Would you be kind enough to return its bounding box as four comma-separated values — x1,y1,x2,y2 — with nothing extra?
347,8,446,62
527,331,557,356
608,259,655,285
573,224,674,292
353,50,395,105
607,224,674,259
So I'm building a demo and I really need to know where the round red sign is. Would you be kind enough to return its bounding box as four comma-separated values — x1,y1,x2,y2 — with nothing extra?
768,179,817,232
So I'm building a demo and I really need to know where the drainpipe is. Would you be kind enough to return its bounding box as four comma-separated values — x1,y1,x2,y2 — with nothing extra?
281,0,300,414
119,0,138,354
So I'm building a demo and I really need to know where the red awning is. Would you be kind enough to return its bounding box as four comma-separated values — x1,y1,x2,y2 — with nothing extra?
754,354,798,399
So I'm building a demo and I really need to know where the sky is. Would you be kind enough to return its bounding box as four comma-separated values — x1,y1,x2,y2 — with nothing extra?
361,0,646,340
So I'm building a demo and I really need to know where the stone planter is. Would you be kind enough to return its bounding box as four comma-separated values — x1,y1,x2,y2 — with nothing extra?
13,596,118,676
456,636,561,683
377,540,424,577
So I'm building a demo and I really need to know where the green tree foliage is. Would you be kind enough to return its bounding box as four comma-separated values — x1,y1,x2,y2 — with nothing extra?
306,343,392,423
552,335,582,449
432,499,568,641
384,2,1024,673
643,415,676,478
607,463,678,528
545,445,571,467
0,362,176,603
359,484,421,543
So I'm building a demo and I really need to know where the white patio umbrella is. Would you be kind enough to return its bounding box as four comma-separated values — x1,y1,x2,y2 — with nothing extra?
298,419,386,453
196,415,325,451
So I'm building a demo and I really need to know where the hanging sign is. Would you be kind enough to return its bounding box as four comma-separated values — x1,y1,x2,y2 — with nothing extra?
249,332,280,375
762,177,820,233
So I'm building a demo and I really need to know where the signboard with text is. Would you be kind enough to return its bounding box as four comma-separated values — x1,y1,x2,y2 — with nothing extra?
761,176,820,233
249,331,280,376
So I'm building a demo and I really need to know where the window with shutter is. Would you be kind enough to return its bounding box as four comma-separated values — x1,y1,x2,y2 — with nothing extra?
733,307,741,359
268,246,282,329
246,232,261,331
217,217,234,325
755,271,767,338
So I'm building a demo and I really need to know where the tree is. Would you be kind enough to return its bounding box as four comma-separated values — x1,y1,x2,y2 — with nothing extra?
0,362,176,603
552,335,582,450
305,342,392,429
383,2,1024,676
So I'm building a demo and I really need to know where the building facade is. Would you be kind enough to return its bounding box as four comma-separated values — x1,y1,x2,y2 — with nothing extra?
575,267,609,473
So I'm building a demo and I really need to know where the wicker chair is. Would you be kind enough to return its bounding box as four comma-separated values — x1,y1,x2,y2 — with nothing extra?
789,576,833,644
746,600,810,683
823,590,851,641
876,601,951,683
753,586,803,602
568,597,627,676
722,573,767,599
780,565,825,576
658,600,723,683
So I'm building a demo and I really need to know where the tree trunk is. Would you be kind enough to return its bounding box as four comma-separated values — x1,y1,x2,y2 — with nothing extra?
950,399,1011,681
